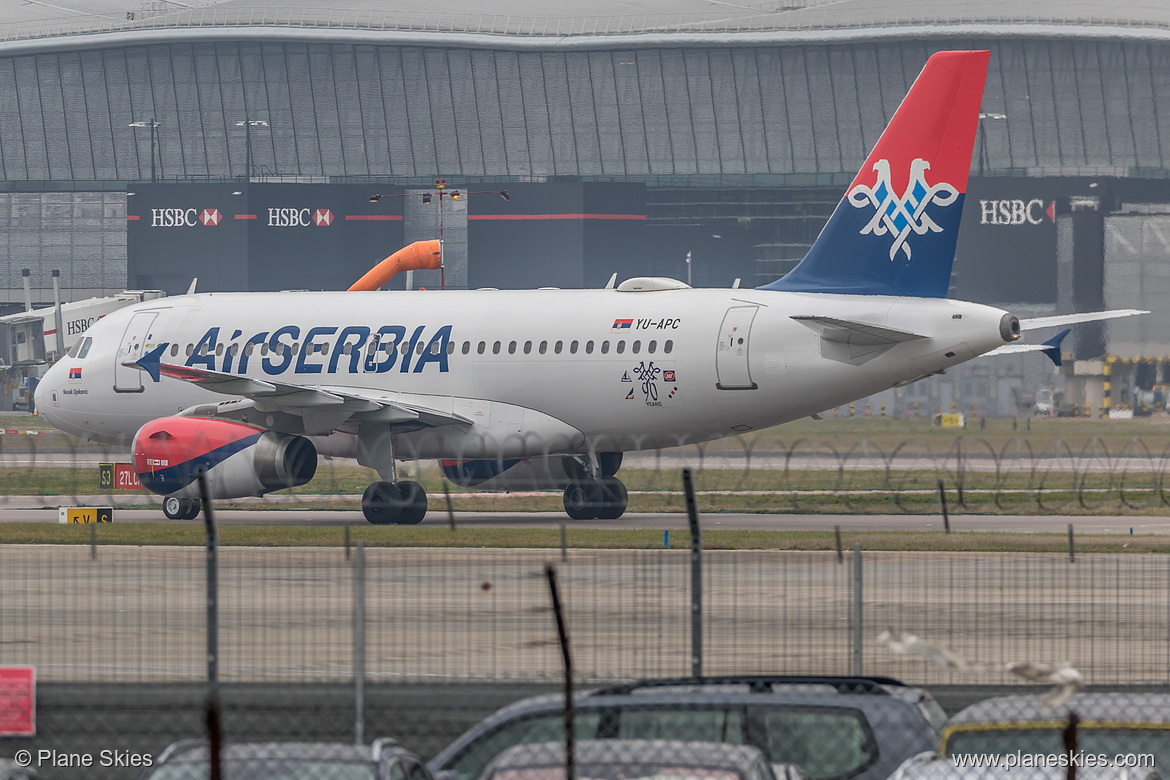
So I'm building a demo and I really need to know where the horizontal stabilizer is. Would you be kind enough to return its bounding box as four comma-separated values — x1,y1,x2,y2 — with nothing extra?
984,328,1071,366
1020,309,1148,331
791,316,926,346
793,315,926,366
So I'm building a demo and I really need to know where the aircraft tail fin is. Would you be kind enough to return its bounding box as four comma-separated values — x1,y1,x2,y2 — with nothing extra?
762,50,989,298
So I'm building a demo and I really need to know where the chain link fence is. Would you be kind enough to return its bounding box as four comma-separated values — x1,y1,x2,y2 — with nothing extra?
7,429,1170,515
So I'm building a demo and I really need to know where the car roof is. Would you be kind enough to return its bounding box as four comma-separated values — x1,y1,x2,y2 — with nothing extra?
157,741,377,763
488,739,768,772
946,694,1170,728
466,676,922,725
895,752,1159,780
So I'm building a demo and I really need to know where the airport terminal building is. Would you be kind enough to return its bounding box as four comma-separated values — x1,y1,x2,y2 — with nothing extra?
2,0,1170,416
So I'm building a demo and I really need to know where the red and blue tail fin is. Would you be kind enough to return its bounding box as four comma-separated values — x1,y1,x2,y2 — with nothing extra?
762,50,989,298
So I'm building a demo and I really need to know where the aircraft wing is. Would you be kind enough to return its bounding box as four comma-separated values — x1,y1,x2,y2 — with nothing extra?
791,315,927,345
124,351,470,434
1020,309,1148,331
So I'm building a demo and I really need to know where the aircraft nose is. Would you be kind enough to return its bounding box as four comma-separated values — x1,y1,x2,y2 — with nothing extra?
33,359,63,417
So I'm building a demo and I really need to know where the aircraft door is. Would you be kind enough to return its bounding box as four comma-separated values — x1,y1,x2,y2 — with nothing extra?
113,311,158,392
716,306,759,390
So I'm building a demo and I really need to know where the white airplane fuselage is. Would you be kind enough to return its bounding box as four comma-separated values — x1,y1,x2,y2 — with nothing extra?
37,286,1011,457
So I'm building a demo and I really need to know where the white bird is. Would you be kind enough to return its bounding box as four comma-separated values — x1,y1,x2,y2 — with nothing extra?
876,630,984,671
1006,661,1084,708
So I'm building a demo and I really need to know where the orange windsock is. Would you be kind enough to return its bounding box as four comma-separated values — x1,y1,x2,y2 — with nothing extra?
347,240,441,291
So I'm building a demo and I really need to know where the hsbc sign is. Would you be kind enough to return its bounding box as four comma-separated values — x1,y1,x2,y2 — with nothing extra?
151,208,222,227
267,207,334,227
979,199,1055,226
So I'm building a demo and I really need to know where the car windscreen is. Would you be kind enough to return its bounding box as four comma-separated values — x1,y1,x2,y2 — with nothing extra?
146,758,378,780
947,727,1170,768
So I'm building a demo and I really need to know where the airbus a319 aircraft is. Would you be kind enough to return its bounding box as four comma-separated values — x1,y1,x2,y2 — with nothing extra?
35,50,1143,524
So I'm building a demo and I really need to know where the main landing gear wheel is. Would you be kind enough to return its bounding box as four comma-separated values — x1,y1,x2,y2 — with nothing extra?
563,477,628,521
362,480,429,525
362,481,401,525
397,480,428,525
163,496,201,521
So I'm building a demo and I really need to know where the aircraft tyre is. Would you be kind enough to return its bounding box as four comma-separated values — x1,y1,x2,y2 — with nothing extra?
163,496,184,520
163,496,201,521
563,480,601,521
362,481,402,525
595,476,628,520
398,481,428,525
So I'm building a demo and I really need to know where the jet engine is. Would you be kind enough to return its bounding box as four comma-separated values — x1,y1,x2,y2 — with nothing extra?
132,417,317,500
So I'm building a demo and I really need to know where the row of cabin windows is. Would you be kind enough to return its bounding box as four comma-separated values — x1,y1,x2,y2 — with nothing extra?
170,338,675,359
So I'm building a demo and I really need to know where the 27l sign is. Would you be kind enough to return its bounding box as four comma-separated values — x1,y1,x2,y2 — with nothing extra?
0,666,35,736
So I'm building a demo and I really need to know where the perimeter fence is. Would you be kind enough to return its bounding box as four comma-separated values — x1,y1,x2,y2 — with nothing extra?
7,429,1170,514
4,534,1170,777
2,544,1168,686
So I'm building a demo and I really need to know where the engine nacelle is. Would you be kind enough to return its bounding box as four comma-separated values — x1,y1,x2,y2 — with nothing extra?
133,417,317,499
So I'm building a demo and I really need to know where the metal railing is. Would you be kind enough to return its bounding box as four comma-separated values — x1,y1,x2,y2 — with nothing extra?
2,6,1169,45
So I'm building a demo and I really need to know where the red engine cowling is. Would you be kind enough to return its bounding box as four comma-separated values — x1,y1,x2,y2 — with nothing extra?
132,417,317,499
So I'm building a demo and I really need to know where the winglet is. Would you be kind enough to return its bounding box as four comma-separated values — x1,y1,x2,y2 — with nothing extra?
1041,329,1071,367
186,278,198,295
132,343,168,382
604,273,617,290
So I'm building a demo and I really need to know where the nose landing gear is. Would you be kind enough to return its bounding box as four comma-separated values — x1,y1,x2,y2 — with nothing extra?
162,495,202,520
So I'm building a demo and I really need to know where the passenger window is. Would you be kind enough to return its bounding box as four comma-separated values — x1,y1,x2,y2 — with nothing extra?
538,341,547,355
648,340,657,353
601,341,610,354
478,342,486,355
291,342,299,355
617,706,744,744
570,341,579,354
755,706,877,780
492,341,501,355
187,344,194,356
462,342,471,355
447,342,455,355
215,344,224,357
632,340,640,354
170,343,179,358
665,340,673,354
245,343,254,356
585,341,594,354
523,340,532,354
230,344,239,356
508,341,517,355
555,341,563,354
261,343,269,356
401,343,410,355
616,341,625,354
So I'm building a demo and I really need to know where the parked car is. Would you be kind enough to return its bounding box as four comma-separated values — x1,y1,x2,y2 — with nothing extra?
891,751,1161,780
139,738,433,780
429,675,944,780
942,693,1170,771
0,759,41,780
478,739,783,780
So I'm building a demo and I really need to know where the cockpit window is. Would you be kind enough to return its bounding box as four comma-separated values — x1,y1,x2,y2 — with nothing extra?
76,337,93,360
